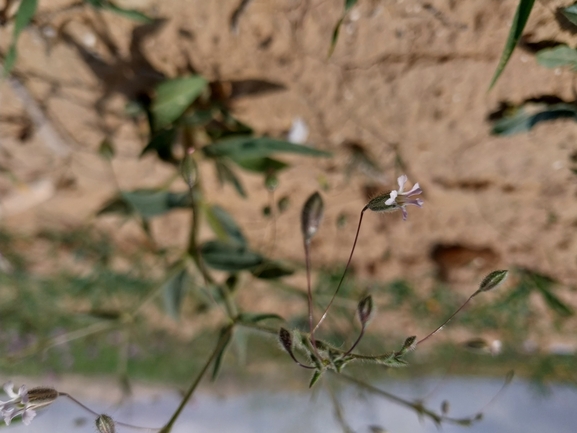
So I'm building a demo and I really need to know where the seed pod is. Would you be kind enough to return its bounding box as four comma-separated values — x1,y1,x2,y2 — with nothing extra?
95,414,116,433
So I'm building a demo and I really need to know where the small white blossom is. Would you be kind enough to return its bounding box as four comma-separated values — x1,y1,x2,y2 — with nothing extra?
384,175,423,220
0,382,36,425
0,382,57,426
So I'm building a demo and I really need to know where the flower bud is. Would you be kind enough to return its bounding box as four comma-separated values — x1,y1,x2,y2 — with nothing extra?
96,414,116,433
301,192,324,243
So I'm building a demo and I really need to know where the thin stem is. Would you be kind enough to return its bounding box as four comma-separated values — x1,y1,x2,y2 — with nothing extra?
417,296,474,346
335,373,480,427
60,393,159,431
313,207,367,333
304,238,320,361
160,326,233,433
343,324,366,356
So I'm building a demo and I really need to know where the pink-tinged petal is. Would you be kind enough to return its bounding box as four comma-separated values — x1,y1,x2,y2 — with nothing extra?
22,409,36,425
397,175,407,192
385,190,398,205
3,383,16,399
401,207,408,220
405,183,422,196
405,198,423,207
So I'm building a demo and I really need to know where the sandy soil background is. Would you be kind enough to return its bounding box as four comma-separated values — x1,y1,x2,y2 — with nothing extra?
1,0,576,350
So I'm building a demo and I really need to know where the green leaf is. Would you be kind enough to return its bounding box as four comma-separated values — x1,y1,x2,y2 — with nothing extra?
162,268,190,320
536,45,577,70
230,156,289,173
98,190,190,218
83,0,153,23
121,190,190,218
345,0,358,11
309,369,323,388
141,127,179,164
200,240,263,271
105,3,153,22
212,326,233,381
237,313,284,324
97,197,133,216
181,109,215,127
491,103,577,135
328,17,344,59
3,0,38,76
562,4,577,27
204,204,246,246
151,75,208,130
203,136,331,159
250,260,294,279
533,280,574,317
489,0,535,90
214,159,247,198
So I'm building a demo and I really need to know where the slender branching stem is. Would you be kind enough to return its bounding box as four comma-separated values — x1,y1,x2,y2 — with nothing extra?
313,206,367,334
343,324,366,356
335,373,480,427
60,393,159,431
304,238,321,361
160,326,234,433
417,296,473,346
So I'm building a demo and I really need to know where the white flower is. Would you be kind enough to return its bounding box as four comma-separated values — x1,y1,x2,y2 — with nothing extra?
0,382,57,426
384,175,423,220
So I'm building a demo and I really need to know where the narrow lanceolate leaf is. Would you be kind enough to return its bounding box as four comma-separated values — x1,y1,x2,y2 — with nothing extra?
237,313,284,324
345,0,358,11
202,136,331,159
212,326,233,381
200,240,263,271
215,159,247,198
122,190,190,218
3,0,38,76
473,270,508,297
562,4,577,28
309,369,323,388
204,205,247,246
250,260,294,279
301,192,324,243
162,268,190,320
536,45,577,71
84,0,153,22
491,103,577,136
151,75,208,130
489,0,536,89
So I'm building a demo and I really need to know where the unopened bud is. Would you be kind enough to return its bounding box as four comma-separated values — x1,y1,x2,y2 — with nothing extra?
180,148,197,189
473,270,508,297
357,295,373,325
301,192,324,243
278,327,293,354
96,414,116,433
